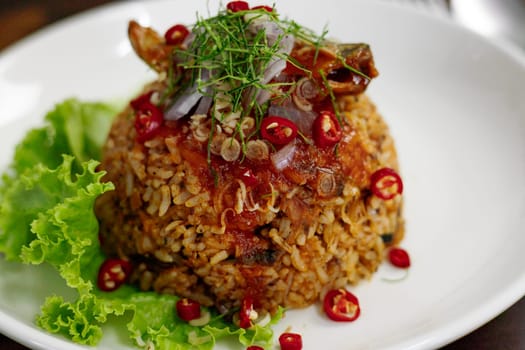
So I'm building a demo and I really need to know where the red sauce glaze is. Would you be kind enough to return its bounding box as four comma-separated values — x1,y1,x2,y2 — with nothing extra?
225,210,262,231
168,118,370,224
178,139,214,185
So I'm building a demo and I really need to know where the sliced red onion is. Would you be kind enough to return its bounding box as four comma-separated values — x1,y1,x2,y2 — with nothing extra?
256,89,272,106
165,69,211,120
248,56,285,107
248,19,294,78
164,83,202,120
244,16,296,108
261,57,287,85
194,93,213,115
249,19,294,55
261,27,294,84
255,53,288,105
278,33,294,56
182,31,195,49
174,30,199,64
244,12,268,27
265,22,282,46
268,104,317,137
182,26,206,50
248,18,279,44
271,140,296,171
272,73,291,84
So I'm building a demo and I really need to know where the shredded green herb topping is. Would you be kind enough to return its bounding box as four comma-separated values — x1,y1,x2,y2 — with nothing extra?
176,9,324,110
170,8,327,148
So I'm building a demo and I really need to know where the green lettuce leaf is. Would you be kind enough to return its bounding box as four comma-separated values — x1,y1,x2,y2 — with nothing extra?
0,99,282,349
12,98,117,175
0,98,118,261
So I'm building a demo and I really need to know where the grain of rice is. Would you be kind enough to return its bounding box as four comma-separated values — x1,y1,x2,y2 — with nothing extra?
319,209,335,225
295,233,306,246
173,191,192,205
128,153,146,180
154,249,173,263
158,185,171,217
210,251,229,265
139,235,154,254
185,192,210,208
125,172,134,197
290,246,307,272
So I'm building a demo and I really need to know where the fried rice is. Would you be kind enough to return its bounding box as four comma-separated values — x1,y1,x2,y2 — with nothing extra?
94,7,404,317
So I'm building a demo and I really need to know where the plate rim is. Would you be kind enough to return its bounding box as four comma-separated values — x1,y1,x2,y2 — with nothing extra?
1,1,525,350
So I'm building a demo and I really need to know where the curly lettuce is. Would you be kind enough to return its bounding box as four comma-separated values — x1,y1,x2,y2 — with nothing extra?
0,99,281,349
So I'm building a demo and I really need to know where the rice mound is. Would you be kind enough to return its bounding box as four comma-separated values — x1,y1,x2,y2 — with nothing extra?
95,89,404,313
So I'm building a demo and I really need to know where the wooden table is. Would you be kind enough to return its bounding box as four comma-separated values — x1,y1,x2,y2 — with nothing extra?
0,1,524,349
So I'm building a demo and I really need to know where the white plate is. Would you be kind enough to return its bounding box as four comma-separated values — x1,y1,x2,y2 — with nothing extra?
1,1,525,349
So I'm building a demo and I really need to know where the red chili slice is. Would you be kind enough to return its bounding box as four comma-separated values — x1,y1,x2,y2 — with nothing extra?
370,167,403,200
134,102,164,143
239,296,255,329
388,247,411,268
176,298,201,321
261,116,298,145
247,346,264,350
312,110,342,148
251,5,273,12
97,258,132,292
164,24,190,46
278,332,302,350
227,1,250,12
323,288,360,322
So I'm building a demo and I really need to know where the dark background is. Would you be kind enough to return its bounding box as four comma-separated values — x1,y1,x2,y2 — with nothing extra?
0,1,524,349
